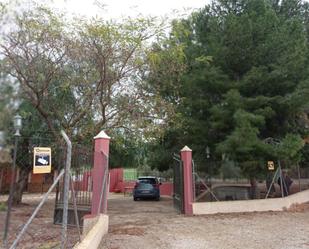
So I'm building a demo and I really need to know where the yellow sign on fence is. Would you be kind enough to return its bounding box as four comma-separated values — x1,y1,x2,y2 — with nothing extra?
33,147,51,174
267,161,275,171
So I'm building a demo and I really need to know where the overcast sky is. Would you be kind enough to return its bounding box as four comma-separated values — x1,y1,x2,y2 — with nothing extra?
48,0,211,19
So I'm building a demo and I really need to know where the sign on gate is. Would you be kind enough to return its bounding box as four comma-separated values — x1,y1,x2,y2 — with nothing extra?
267,161,275,171
33,147,52,174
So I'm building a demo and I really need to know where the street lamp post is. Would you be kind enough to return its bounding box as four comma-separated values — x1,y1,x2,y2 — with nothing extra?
206,146,210,159
0,131,5,149
0,131,6,198
3,114,22,248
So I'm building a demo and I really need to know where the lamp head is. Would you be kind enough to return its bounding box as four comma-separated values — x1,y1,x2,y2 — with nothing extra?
13,114,22,136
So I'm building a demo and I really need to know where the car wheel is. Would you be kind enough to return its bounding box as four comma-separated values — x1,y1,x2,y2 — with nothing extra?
155,197,160,201
134,197,138,201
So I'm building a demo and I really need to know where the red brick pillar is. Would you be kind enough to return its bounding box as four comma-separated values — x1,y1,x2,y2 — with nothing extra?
181,146,193,215
91,131,110,215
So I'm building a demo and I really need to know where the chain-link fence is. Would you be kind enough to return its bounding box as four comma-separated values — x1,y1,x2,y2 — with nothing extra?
0,134,95,249
193,158,309,202
54,145,94,227
0,139,66,194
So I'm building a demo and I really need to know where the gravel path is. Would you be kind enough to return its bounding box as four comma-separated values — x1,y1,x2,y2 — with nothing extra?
100,195,309,249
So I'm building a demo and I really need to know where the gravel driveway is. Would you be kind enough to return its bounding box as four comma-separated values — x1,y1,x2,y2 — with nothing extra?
100,194,309,249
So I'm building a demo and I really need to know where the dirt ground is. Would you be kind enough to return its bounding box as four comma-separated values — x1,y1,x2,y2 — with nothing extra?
0,193,79,249
100,194,309,249
1,193,309,249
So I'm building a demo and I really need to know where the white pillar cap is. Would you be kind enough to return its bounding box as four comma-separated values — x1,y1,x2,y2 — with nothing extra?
94,130,110,140
181,145,192,152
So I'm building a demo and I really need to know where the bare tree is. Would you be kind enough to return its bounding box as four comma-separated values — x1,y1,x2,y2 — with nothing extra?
0,5,172,203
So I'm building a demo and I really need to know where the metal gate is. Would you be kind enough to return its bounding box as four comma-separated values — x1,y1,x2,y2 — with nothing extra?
54,146,94,226
173,154,184,213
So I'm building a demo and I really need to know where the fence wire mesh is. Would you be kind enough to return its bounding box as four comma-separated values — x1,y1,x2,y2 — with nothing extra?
193,158,309,202
54,145,94,227
0,135,94,249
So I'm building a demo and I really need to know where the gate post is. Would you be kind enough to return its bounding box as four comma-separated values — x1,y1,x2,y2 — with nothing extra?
181,146,193,215
91,130,110,215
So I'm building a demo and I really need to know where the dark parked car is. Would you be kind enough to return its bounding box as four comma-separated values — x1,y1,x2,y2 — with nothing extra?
133,176,161,201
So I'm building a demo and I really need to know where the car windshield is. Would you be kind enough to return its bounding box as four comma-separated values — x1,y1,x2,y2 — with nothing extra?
136,183,154,190
138,178,157,185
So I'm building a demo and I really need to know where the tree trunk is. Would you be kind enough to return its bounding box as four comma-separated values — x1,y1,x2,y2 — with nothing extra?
12,168,29,205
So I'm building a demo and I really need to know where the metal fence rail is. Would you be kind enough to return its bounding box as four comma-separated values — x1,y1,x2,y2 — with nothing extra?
1,136,67,248
193,159,309,202
9,169,65,249
0,132,98,249
54,145,94,227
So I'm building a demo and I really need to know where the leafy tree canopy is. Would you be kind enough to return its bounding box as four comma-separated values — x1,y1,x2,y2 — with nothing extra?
147,0,309,176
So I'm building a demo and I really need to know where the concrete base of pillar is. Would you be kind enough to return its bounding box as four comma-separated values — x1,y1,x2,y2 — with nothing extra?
74,214,109,249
